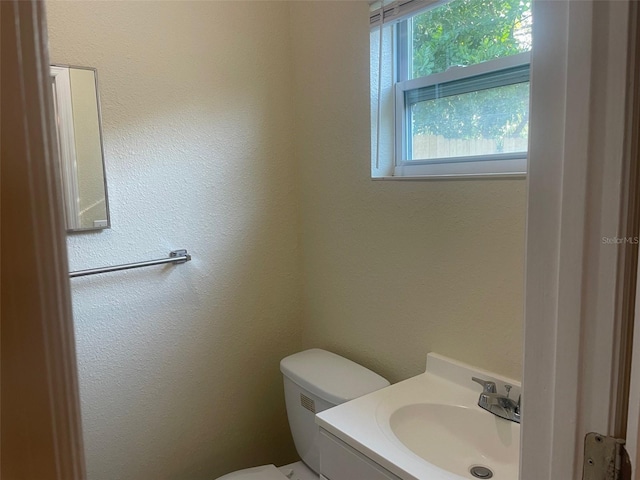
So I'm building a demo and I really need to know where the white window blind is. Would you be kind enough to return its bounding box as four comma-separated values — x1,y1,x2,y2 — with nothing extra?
369,0,442,28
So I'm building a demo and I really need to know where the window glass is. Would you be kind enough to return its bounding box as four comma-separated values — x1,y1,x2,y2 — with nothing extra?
410,0,532,79
406,63,530,161
410,81,530,160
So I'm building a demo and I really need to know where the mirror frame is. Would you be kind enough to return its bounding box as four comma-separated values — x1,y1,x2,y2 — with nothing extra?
51,64,111,232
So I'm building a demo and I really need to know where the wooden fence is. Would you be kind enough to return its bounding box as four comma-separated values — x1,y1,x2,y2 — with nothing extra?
413,134,528,158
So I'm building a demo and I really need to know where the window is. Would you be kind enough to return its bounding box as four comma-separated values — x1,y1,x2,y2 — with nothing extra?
371,0,533,178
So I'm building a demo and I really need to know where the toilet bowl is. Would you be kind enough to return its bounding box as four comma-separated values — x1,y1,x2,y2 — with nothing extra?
215,461,316,480
215,464,287,480
215,349,389,479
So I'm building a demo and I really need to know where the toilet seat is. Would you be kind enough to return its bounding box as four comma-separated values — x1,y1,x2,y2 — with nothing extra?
215,464,289,480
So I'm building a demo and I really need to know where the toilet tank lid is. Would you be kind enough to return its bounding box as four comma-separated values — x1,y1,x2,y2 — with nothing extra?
280,349,390,405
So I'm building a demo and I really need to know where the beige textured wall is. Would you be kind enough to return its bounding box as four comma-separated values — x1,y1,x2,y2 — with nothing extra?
47,2,301,479
289,1,526,383
47,1,525,478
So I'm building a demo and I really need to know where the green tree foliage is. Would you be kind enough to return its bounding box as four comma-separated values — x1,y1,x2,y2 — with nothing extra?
408,0,532,148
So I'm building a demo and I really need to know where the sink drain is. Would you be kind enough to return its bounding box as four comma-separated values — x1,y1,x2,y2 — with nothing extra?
469,466,493,479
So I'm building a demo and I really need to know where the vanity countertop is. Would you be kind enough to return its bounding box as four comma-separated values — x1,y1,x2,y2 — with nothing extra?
315,353,521,480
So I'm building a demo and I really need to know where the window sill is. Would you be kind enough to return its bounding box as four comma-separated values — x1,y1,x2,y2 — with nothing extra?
371,173,527,181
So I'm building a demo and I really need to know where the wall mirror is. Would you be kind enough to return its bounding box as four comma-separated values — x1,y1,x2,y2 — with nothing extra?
50,64,110,232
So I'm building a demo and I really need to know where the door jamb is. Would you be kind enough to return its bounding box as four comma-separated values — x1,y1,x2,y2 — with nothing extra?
1,1,86,478
522,0,638,478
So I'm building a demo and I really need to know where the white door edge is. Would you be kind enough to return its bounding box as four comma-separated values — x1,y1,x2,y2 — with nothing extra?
626,259,640,473
522,1,635,479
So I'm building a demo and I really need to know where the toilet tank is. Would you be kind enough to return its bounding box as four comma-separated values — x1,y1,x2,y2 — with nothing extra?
279,349,390,474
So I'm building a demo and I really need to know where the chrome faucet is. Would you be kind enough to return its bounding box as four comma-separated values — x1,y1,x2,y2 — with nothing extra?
472,377,521,424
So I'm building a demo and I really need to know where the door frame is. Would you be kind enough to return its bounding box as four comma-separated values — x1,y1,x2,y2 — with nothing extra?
623,1,640,473
522,0,639,478
627,258,640,475
1,1,86,478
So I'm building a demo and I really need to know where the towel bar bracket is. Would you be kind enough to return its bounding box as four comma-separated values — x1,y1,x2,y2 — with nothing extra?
170,249,191,263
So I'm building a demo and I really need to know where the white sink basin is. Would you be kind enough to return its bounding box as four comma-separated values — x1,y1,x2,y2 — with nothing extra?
316,353,521,480
389,403,519,479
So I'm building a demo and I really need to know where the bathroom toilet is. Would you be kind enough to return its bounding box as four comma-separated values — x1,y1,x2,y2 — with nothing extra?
216,349,390,480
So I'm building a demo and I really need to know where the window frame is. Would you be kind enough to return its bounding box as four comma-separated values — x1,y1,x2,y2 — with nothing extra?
370,0,533,179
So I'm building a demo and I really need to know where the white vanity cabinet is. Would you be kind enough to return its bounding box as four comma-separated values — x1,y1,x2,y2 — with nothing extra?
318,428,403,480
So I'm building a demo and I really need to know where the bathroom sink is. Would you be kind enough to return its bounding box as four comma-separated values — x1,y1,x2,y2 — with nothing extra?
389,403,519,479
316,353,521,480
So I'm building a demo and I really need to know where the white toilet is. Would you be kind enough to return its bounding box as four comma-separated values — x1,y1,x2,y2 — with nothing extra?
216,348,390,480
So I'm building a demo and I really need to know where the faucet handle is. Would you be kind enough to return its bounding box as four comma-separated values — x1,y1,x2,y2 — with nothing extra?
505,384,512,398
472,377,497,393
